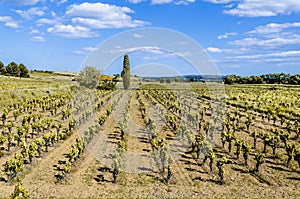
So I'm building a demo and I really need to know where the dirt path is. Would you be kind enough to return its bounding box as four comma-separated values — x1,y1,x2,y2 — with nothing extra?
122,92,153,173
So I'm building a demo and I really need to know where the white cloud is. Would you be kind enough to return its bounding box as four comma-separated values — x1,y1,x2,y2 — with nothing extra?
47,24,98,38
66,2,148,29
36,18,58,25
0,0,41,6
0,16,19,28
217,32,237,39
110,46,192,60
15,7,46,19
50,0,67,5
175,0,196,5
30,36,46,42
224,9,275,17
223,0,300,17
110,46,166,54
151,0,172,4
39,2,148,38
206,46,249,54
224,50,300,66
127,0,146,3
230,35,300,47
71,17,147,29
72,46,99,55
5,21,19,28
229,37,264,46
59,0,67,4
82,47,99,52
206,47,223,53
274,51,300,57
72,50,85,55
128,0,195,4
167,51,192,57
226,21,300,55
203,0,236,3
29,27,39,34
133,33,144,38
0,16,11,22
227,51,300,59
248,22,300,35
51,12,56,17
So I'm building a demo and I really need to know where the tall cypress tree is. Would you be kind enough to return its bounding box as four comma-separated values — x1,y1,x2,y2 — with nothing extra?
121,55,130,90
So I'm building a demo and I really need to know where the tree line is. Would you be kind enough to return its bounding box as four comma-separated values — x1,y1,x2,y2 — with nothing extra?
0,61,30,78
225,73,300,85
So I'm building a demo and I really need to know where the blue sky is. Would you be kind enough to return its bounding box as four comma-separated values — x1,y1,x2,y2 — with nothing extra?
0,0,299,76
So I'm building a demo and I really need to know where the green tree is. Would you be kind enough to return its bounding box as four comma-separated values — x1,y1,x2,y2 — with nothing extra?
159,78,165,84
77,66,101,88
6,62,20,77
19,63,30,78
121,55,130,90
290,74,300,85
0,61,6,75
224,73,300,85
224,75,242,84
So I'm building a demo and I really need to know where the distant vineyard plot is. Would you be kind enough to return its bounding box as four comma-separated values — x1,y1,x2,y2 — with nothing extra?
0,73,299,198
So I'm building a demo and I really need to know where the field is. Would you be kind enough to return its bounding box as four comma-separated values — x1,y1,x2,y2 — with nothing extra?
0,73,299,198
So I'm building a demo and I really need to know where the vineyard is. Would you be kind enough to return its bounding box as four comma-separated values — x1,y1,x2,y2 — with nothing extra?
0,73,299,198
